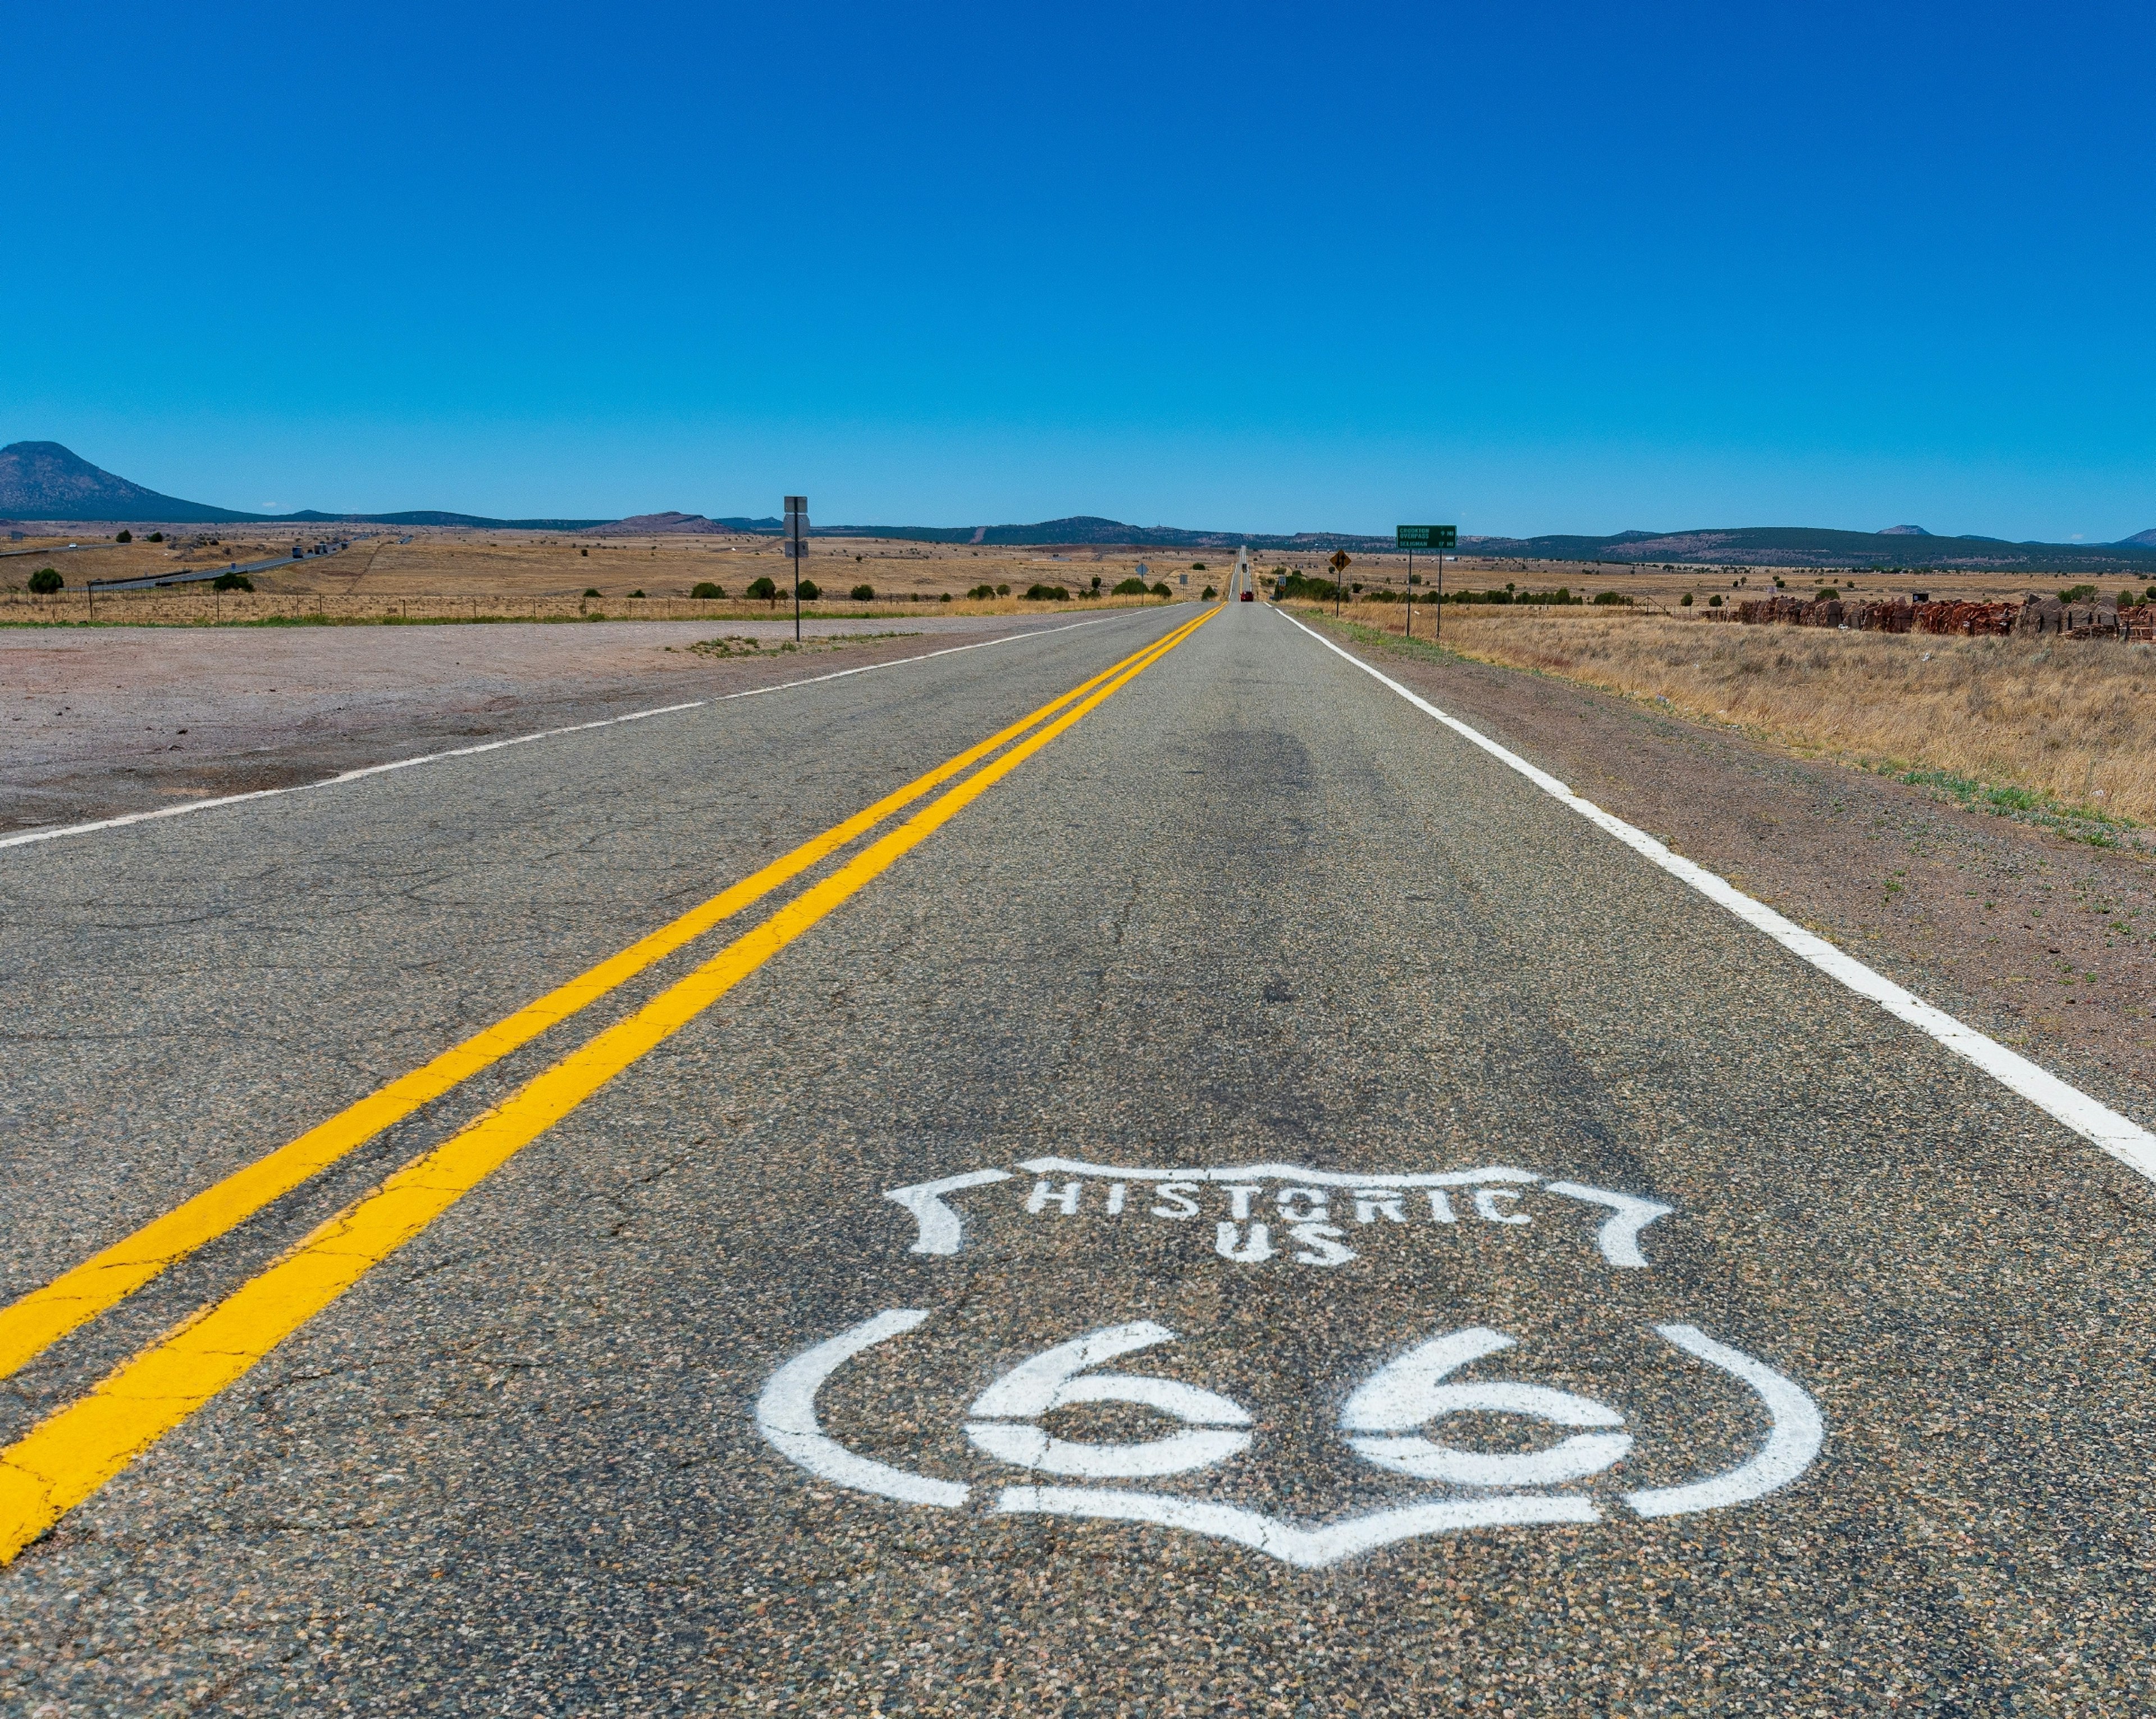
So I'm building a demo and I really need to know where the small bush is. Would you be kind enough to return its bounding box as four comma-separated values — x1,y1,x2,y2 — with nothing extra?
747,576,778,604
581,548,589,556
1708,594,1723,607
147,531,163,543
2059,583,2098,604
1773,576,1787,589
116,529,133,543
692,581,723,598
1592,591,1632,605
939,592,951,602
628,588,647,598
1202,586,1217,600
1025,583,1069,601
212,571,253,592
1111,577,1151,596
1149,582,1171,598
28,568,62,593
797,579,821,601
583,586,601,597
1191,563,1207,570
850,583,875,602
1680,592,1693,606
995,583,1010,596
966,583,997,599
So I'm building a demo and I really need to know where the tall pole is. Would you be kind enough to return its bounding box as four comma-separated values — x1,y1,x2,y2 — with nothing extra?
1436,551,1444,643
1405,548,1412,640
785,495,807,644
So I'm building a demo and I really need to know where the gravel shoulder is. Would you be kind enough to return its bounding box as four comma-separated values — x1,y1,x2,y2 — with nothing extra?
1315,615,2156,1132
0,615,1102,835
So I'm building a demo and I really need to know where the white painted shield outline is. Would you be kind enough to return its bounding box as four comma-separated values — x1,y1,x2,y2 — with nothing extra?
753,1312,1824,1569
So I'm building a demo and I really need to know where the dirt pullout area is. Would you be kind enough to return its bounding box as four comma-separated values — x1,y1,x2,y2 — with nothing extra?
0,616,1083,835
1323,619,2156,1131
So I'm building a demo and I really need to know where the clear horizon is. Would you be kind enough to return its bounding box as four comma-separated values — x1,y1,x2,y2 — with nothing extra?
8,1,2151,542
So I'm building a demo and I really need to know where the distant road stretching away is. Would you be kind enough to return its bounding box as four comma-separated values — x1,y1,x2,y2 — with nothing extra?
2,598,2152,1711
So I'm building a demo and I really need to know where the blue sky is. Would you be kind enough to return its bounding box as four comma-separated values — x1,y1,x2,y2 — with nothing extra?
7,1,2152,539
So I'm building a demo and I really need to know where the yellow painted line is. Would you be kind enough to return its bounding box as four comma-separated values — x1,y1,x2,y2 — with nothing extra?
0,605,1213,1563
0,612,1207,1386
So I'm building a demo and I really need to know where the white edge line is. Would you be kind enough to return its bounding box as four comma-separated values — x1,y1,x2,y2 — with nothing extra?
0,614,1129,854
1275,606,2156,1187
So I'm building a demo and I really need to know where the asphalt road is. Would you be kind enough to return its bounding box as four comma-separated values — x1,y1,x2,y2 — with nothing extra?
2,599,2153,1713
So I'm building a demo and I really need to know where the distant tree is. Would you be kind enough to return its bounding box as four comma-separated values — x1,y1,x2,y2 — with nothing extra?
583,586,601,597
1708,595,1723,607
147,531,163,542
1680,592,1693,606
1149,582,1171,598
28,567,62,593
1112,577,1150,596
797,579,821,601
851,583,875,601
116,529,132,543
1025,583,1068,601
212,571,253,592
995,583,1010,596
692,582,723,598
1202,586,1217,600
581,548,589,556
1191,562,1207,571
939,592,951,602
628,588,646,598
747,576,778,604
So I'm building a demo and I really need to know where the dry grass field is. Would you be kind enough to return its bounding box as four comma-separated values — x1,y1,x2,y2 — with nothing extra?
0,529,1208,624
1304,599,2156,833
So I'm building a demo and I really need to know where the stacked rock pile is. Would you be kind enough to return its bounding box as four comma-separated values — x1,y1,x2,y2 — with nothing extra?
1737,591,2155,641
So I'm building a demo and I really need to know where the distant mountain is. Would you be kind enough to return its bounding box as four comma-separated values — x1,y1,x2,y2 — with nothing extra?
1452,524,2156,573
0,440,254,523
0,442,605,529
9,441,2153,570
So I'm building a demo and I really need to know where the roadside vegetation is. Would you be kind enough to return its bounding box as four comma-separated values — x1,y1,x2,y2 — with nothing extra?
1300,601,2156,838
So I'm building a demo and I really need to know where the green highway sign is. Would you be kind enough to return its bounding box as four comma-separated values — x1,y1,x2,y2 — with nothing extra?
1396,525,1457,550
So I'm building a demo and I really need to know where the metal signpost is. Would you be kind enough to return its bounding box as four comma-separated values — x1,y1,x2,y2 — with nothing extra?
784,495,808,643
1329,549,1351,616
1396,525,1457,640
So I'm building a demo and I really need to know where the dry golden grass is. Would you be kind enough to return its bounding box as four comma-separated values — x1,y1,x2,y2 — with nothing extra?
1307,600,2156,828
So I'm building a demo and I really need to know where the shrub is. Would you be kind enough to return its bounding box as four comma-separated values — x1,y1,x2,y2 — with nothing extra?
747,576,778,604
1773,576,1787,589
1111,577,1150,596
581,548,589,556
2059,583,2098,604
116,529,133,543
1592,591,1631,605
1150,582,1171,598
1680,592,1693,606
628,588,647,598
1202,586,1217,600
995,583,1010,596
939,592,951,602
583,586,601,597
1090,575,1103,591
212,571,253,592
1024,583,1068,601
1708,594,1723,607
797,579,821,601
850,583,875,601
147,531,163,542
1191,563,1207,570
692,581,723,598
28,568,62,593
966,583,997,599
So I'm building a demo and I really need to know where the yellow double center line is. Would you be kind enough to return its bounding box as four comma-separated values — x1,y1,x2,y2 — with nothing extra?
0,605,1214,1562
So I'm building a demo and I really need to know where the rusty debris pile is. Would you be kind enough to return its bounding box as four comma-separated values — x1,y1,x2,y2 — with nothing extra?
1735,591,2156,641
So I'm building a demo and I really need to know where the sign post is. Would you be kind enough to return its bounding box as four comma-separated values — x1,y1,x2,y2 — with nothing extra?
1328,549,1351,617
784,495,808,643
1396,525,1456,641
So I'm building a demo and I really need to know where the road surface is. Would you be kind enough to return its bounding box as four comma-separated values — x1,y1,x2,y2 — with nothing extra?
1,599,2152,1712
